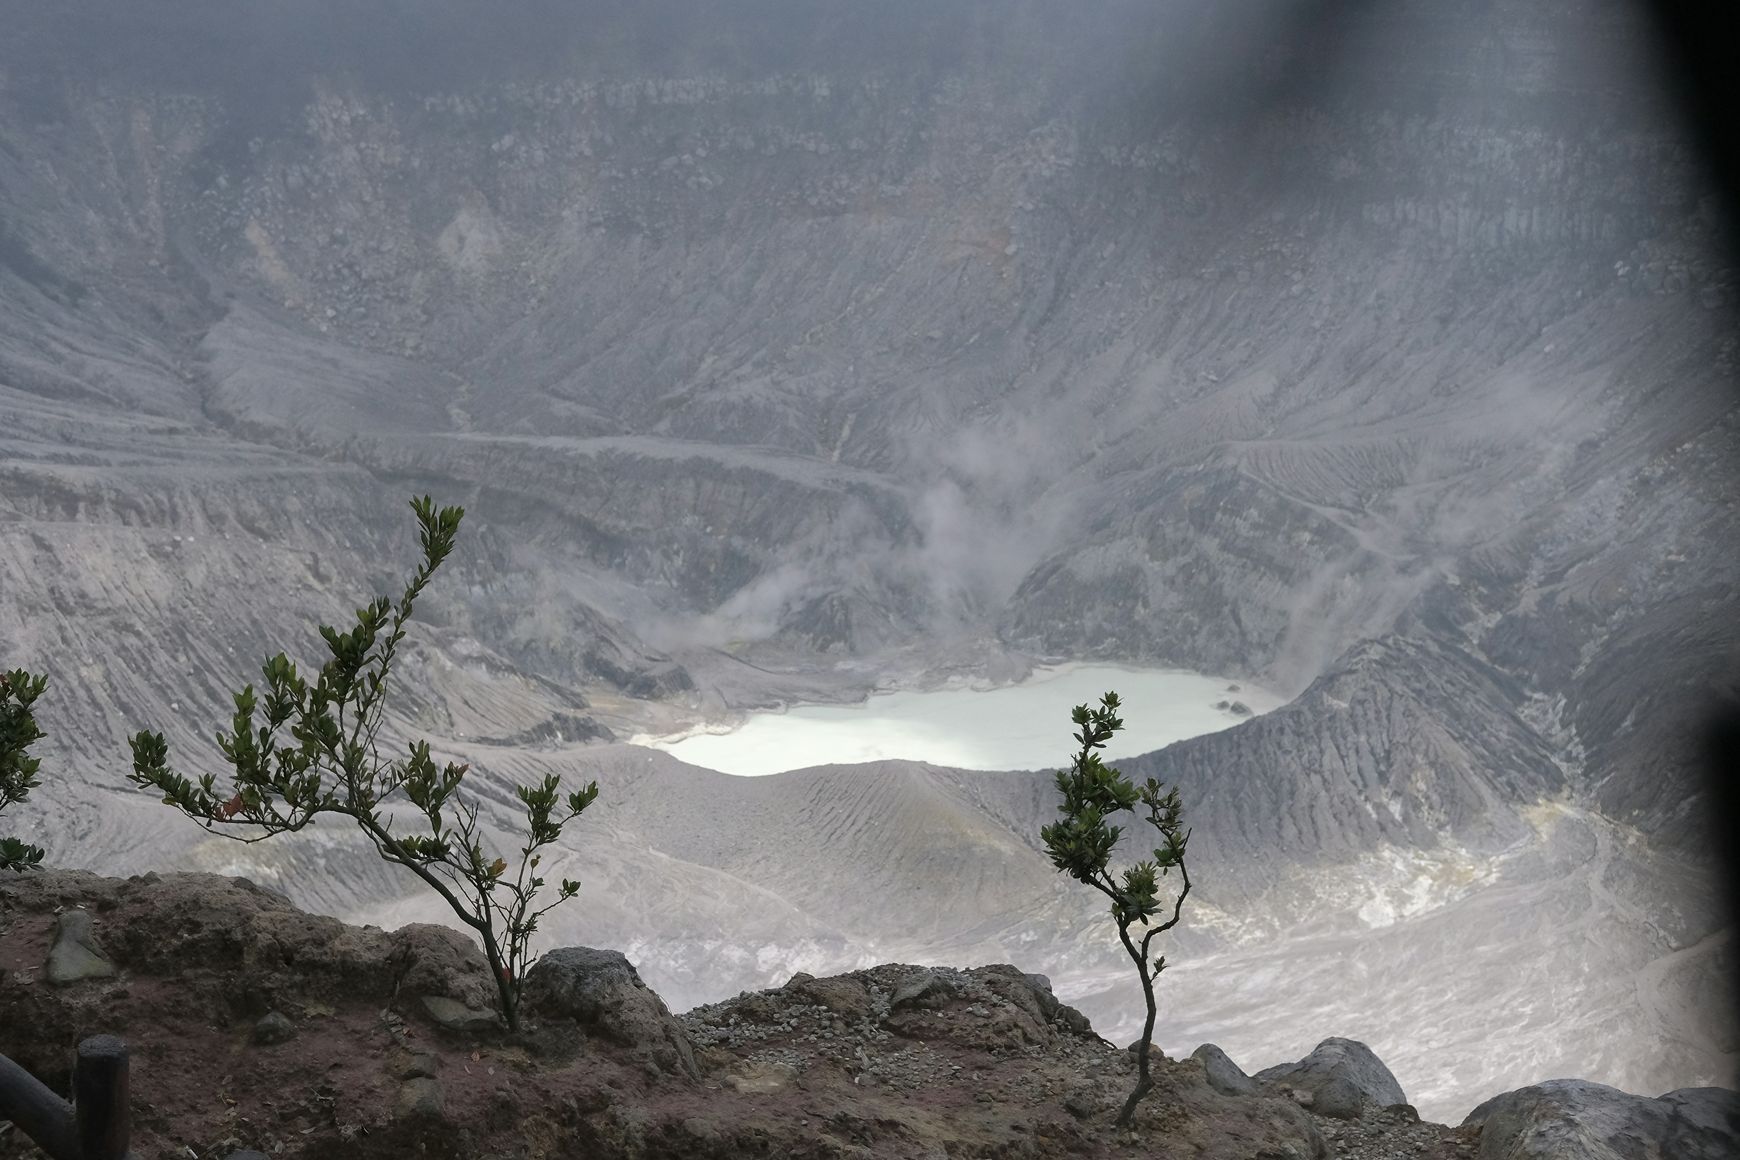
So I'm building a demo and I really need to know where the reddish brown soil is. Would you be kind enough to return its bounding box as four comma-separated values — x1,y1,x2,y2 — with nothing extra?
1,871,1480,1159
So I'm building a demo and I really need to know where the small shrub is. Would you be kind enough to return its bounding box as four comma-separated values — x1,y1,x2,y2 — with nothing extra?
0,669,48,872
1040,691,1192,1128
129,497,598,1031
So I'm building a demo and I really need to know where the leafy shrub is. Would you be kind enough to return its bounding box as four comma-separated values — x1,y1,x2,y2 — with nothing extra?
129,497,598,1031
0,669,48,872
1040,691,1192,1127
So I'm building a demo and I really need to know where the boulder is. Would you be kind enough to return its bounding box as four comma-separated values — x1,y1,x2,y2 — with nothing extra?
419,993,499,1032
786,973,874,1022
940,964,1095,1048
396,1076,445,1120
390,923,498,1016
252,1011,297,1046
1255,1037,1406,1113
45,910,117,984
1192,1043,1258,1096
397,1049,440,1080
1062,1082,1105,1120
1463,1079,1740,1160
1311,1075,1367,1120
970,964,1094,1038
523,947,698,1078
1126,1039,1169,1063
889,967,956,1011
990,967,1056,1021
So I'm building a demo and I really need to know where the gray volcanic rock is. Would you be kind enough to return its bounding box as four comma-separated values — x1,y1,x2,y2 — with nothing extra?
44,909,116,984
395,1076,445,1121
1463,1079,1740,1160
1310,1076,1371,1121
523,946,699,1078
975,964,1095,1038
418,994,498,1033
1256,1038,1408,1113
3,869,496,1018
252,1010,297,1046
1192,1043,1259,1097
889,966,957,1011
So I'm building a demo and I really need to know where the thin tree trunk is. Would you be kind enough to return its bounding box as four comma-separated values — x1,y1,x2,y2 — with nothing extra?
1115,1073,1155,1130
482,934,518,1032
360,816,520,1031
1114,936,1161,1128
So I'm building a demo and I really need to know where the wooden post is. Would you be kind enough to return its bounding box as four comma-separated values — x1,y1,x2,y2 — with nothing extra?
0,1051,79,1160
72,1036,129,1160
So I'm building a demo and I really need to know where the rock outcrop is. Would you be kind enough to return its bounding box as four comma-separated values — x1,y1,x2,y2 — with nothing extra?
42,910,115,985
1192,1043,1259,1097
523,946,699,1078
1255,1037,1411,1119
4,869,1737,1159
1463,1079,1740,1160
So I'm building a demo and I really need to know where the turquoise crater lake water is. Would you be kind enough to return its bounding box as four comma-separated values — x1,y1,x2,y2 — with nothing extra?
640,665,1282,776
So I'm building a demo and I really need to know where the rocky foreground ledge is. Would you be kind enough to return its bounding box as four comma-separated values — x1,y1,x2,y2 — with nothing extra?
1,872,1735,1160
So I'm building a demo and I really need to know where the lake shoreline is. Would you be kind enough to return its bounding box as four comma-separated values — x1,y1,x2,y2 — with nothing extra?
633,663,1285,776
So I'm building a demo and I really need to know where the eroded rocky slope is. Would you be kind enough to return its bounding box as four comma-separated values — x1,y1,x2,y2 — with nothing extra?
0,0,1736,1126
8,871,1736,1160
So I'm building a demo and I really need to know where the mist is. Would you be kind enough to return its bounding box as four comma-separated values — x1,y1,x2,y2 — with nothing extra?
0,0,1735,1149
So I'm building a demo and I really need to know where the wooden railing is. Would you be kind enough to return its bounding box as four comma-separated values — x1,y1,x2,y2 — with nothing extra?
0,1036,261,1160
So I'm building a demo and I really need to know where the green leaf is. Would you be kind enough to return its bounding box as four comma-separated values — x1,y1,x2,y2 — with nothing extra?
115,496,589,1034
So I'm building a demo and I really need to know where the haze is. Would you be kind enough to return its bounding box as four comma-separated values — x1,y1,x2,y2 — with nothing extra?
0,0,1734,1124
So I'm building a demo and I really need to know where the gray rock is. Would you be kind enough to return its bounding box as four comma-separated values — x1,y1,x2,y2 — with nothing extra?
45,910,116,984
678,1116,721,1143
1463,1079,1740,1160
1311,1075,1366,1120
1228,700,1252,716
419,993,499,1032
889,968,954,1011
1255,1038,1406,1111
1192,1043,1258,1096
251,1011,296,1046
390,924,498,1016
1062,1083,1102,1120
398,1050,439,1080
523,947,698,1078
396,1076,444,1119
967,964,1095,1039
1662,1087,1740,1141
1051,1004,1093,1037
